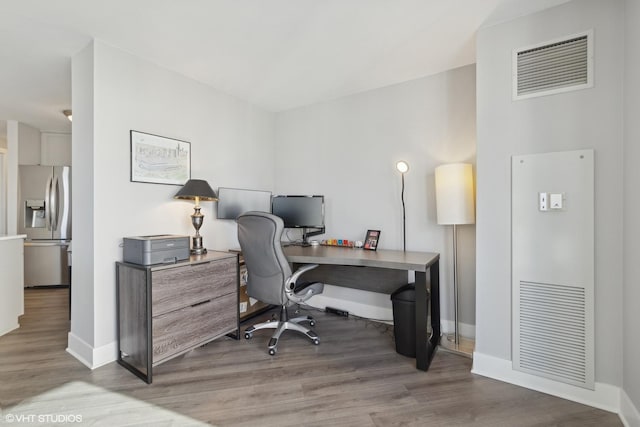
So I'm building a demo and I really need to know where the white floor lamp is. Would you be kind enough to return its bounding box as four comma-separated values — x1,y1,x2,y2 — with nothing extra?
435,163,475,357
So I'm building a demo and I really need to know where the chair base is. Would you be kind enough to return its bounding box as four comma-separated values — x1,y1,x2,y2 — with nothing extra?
244,306,320,355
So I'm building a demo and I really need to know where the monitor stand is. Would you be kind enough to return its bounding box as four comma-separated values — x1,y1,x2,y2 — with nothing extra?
301,227,324,246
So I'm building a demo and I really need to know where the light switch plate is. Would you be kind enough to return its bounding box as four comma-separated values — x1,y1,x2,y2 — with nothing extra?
539,192,548,211
550,193,563,209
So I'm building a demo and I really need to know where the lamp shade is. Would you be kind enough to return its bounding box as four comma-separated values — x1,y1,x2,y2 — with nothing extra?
435,163,475,225
174,179,218,201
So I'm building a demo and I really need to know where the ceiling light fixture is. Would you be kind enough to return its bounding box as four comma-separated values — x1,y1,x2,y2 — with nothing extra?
63,110,72,122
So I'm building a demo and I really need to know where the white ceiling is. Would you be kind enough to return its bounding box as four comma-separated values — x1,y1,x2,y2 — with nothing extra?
0,0,569,134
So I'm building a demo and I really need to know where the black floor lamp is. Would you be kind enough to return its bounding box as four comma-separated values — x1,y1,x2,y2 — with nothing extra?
396,160,409,251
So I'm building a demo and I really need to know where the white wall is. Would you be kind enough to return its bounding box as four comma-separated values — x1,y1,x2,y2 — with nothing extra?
0,123,6,234
6,122,18,236
69,40,276,366
476,0,624,388
623,0,640,419
275,65,476,330
69,42,95,357
0,121,6,151
0,150,5,235
6,121,40,235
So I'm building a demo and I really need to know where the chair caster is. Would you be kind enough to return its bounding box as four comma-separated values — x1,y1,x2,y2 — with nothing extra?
313,338,320,345
244,332,252,340
268,348,276,356
309,320,316,327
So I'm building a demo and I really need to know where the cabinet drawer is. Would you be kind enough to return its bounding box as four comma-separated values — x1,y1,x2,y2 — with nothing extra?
152,257,236,316
152,292,237,364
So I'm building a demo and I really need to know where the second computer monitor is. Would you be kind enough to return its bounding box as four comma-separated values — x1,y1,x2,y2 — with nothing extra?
271,195,324,229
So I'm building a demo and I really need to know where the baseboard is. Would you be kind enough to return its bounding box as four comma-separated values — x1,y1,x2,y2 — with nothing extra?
621,390,640,427
66,332,117,369
305,286,394,322
472,351,620,414
304,285,477,338
0,322,19,337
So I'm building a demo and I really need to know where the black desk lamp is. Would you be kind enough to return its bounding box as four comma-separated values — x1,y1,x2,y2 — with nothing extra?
174,179,218,255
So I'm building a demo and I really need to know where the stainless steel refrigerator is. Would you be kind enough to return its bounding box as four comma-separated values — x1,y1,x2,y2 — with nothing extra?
18,165,71,287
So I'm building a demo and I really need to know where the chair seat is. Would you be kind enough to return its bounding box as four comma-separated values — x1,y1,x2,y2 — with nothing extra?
294,281,324,296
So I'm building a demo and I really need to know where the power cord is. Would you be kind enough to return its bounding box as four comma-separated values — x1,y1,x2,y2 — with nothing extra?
282,229,303,245
296,303,394,336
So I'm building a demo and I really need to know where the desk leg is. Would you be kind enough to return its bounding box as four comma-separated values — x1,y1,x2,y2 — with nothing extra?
429,260,441,363
415,271,428,371
415,260,440,371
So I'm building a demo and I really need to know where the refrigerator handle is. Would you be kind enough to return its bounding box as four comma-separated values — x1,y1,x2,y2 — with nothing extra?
51,175,59,231
45,175,53,231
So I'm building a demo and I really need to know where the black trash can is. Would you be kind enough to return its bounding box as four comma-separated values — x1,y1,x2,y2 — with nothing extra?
390,283,428,358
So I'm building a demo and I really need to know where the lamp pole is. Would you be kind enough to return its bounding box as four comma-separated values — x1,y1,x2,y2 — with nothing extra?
452,223,459,345
396,161,409,251
401,172,406,252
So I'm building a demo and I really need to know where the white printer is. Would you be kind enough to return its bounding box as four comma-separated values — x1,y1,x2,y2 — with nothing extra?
123,235,190,266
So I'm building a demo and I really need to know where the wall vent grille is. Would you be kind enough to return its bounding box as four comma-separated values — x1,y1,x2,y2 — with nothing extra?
513,31,592,100
517,281,590,386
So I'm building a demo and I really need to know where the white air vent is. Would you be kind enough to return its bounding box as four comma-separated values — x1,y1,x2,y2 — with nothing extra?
513,30,593,100
516,281,592,388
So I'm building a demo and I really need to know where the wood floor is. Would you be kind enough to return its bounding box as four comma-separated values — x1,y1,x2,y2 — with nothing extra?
0,288,622,426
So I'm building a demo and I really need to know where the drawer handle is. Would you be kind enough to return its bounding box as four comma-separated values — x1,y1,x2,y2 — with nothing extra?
191,299,212,308
191,261,212,267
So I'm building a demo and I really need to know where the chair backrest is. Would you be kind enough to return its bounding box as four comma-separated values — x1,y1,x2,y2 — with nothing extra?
237,211,292,306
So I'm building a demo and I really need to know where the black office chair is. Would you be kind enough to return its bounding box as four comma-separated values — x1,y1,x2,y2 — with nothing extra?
237,211,324,355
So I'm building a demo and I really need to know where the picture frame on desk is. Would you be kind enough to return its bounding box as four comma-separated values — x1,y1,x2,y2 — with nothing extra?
363,230,380,251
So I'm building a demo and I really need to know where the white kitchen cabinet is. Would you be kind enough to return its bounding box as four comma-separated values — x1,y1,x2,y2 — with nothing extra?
41,133,71,166
17,125,42,165
0,235,25,336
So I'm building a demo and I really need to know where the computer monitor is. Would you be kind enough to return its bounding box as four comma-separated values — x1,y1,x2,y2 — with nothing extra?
271,195,325,244
217,187,272,220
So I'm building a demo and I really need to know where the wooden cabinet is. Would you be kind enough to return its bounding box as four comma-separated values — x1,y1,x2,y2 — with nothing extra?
238,256,271,321
116,251,239,383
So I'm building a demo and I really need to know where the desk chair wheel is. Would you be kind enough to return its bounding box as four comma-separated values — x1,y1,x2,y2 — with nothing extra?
313,338,320,345
309,320,316,327
268,348,276,356
244,332,252,340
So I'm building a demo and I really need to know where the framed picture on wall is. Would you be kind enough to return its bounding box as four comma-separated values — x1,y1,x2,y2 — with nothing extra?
363,229,381,251
130,130,191,185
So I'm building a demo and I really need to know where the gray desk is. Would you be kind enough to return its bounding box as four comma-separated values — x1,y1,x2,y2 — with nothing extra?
283,245,440,371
